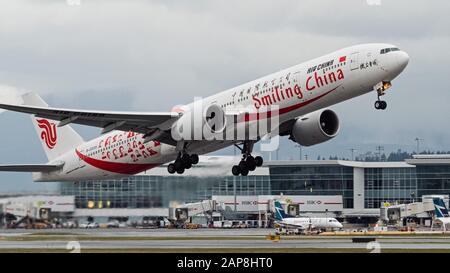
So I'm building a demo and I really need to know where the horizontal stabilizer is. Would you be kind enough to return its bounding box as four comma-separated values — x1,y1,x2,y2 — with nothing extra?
0,163,63,172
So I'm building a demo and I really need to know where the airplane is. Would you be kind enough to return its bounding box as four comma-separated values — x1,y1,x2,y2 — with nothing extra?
432,198,450,231
273,200,343,232
0,43,409,182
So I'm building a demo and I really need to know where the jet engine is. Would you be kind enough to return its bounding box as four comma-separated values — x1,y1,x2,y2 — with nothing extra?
171,103,227,141
290,109,340,146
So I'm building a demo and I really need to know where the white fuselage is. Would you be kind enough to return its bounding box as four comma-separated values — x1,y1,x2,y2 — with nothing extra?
277,217,343,230
34,43,409,181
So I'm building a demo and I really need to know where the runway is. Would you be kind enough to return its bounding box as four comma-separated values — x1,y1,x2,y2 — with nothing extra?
0,228,271,237
1,229,450,252
1,239,450,250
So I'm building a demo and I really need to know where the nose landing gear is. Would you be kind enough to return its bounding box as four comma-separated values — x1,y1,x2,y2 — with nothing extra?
374,81,391,110
231,142,264,176
374,99,387,110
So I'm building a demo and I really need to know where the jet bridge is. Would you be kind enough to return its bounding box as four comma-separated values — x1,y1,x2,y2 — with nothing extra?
0,195,75,228
380,195,448,227
168,200,216,228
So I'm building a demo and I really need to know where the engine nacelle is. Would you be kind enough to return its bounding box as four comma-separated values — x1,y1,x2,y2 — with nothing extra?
171,103,227,141
290,109,340,146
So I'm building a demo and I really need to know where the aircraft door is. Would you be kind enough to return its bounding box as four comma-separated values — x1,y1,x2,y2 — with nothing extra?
288,204,299,216
39,208,50,220
350,52,360,71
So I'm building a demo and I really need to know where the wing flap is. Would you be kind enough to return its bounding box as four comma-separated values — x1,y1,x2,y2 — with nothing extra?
0,164,63,172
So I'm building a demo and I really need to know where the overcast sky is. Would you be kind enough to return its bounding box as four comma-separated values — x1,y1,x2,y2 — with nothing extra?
0,0,449,192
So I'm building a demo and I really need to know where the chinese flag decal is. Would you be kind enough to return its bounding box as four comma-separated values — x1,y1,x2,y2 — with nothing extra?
339,56,347,62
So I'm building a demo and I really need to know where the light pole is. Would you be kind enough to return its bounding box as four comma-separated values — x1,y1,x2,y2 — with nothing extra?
296,144,302,160
376,145,384,161
349,148,357,161
414,138,423,154
233,176,237,212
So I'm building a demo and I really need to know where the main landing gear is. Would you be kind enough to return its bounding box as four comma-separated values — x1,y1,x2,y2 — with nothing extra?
231,142,264,176
167,153,199,174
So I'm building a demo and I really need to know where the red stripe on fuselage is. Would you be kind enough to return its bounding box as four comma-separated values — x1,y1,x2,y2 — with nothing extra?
244,85,341,122
76,149,159,175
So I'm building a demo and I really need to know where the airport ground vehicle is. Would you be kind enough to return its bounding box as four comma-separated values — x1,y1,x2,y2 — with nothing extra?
79,222,99,229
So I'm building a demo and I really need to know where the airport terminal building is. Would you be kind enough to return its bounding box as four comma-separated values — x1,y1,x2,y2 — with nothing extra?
57,155,450,223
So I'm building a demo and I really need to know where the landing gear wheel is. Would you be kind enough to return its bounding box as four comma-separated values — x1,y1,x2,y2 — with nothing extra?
190,154,199,165
181,154,190,165
168,163,176,174
184,161,192,169
255,156,263,167
246,156,256,171
375,100,387,110
239,161,248,173
374,100,381,110
176,167,185,174
174,159,183,171
232,165,241,176
231,141,265,175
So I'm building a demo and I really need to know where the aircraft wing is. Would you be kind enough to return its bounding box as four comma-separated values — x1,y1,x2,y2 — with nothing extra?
0,102,181,145
0,164,63,172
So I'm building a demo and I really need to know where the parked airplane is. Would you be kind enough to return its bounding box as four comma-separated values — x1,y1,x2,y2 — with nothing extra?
0,43,409,181
432,198,450,231
273,200,343,231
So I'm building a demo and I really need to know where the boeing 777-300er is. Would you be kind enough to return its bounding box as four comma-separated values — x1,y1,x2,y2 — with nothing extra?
0,43,409,182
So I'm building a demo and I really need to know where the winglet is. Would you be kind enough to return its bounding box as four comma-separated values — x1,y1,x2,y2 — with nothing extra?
0,85,25,114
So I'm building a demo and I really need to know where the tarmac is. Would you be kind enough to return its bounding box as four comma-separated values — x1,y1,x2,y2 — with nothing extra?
1,228,450,252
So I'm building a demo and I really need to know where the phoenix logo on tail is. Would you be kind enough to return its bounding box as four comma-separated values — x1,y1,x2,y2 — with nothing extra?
36,119,57,149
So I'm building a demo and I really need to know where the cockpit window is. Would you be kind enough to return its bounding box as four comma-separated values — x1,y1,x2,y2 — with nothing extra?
380,47,400,54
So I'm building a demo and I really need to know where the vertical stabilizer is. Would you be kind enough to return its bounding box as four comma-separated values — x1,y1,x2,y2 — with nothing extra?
433,198,449,218
274,200,292,221
21,92,84,161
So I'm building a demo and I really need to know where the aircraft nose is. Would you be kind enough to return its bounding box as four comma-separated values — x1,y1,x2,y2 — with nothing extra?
396,51,410,71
